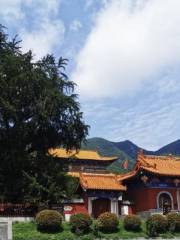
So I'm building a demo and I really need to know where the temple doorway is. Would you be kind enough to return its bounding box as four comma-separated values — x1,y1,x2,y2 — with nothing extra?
92,198,110,218
158,192,173,214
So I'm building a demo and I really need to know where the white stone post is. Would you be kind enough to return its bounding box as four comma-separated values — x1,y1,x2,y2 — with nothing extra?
0,221,12,240
177,189,180,211
121,205,129,215
88,197,92,215
110,198,119,216
8,220,12,240
88,197,97,216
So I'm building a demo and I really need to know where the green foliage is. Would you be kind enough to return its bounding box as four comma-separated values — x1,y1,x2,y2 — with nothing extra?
15,219,178,240
146,214,168,237
123,214,141,231
167,212,180,232
14,217,180,240
23,164,79,205
36,210,62,233
70,213,92,235
13,221,75,240
96,212,119,233
0,25,88,203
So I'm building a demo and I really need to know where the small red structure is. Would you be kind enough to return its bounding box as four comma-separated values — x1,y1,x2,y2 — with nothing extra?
118,151,180,216
50,148,127,219
64,173,126,220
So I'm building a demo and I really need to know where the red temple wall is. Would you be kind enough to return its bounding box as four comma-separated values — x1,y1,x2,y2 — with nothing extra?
66,203,88,215
64,193,88,216
65,188,179,216
127,188,178,213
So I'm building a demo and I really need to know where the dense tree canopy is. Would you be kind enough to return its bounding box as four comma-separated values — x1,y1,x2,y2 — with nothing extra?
0,25,88,203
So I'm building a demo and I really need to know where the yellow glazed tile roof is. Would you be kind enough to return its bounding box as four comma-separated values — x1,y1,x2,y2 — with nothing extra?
118,151,180,181
138,154,180,176
49,148,117,161
79,173,126,191
117,170,137,181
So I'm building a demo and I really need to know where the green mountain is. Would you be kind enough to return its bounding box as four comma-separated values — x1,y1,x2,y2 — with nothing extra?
114,139,180,158
82,137,134,173
114,140,154,159
82,137,180,173
156,139,180,155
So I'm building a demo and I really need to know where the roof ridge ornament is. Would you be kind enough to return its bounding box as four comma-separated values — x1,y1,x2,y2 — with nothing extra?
138,148,144,156
137,148,144,164
137,150,156,169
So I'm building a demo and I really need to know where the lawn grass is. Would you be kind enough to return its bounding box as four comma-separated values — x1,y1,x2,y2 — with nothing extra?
13,220,180,240
13,221,75,240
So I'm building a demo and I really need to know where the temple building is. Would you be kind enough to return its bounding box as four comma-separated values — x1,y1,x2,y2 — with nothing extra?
49,148,180,219
49,148,117,176
49,148,127,220
119,151,180,216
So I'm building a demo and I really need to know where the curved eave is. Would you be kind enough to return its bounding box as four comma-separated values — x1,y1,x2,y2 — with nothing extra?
64,157,117,161
79,173,126,191
118,167,180,182
48,148,118,161
140,167,180,177
83,186,126,191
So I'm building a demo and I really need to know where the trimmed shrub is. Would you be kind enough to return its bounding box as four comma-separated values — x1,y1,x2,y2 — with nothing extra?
70,213,92,234
123,214,141,231
96,212,119,233
146,214,168,237
36,209,62,233
93,220,101,237
167,212,180,232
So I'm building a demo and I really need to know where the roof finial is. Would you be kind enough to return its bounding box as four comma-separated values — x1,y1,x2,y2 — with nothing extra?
137,148,144,162
139,148,144,155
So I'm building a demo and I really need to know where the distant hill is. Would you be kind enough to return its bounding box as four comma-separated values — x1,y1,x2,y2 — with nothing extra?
114,140,153,159
156,139,180,155
82,138,180,173
82,138,134,173
115,139,180,158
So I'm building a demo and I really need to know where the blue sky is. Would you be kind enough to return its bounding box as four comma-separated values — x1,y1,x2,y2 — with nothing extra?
1,0,180,150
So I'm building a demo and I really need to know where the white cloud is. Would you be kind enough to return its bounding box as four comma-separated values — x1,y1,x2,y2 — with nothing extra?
0,0,24,22
85,0,94,9
25,0,61,16
72,0,180,99
83,90,180,150
0,0,64,60
20,19,65,60
115,101,180,150
70,20,82,31
0,0,61,22
85,0,108,10
20,0,63,60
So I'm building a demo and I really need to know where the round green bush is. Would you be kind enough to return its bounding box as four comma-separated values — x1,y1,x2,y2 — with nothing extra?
167,212,180,232
96,212,119,233
36,209,62,233
123,214,141,231
146,214,168,237
70,213,92,234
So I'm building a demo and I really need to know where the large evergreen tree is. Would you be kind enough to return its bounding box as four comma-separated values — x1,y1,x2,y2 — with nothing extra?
0,25,88,203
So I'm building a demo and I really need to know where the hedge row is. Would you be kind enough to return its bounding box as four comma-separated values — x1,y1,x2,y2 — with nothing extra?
35,210,180,237
147,212,180,237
